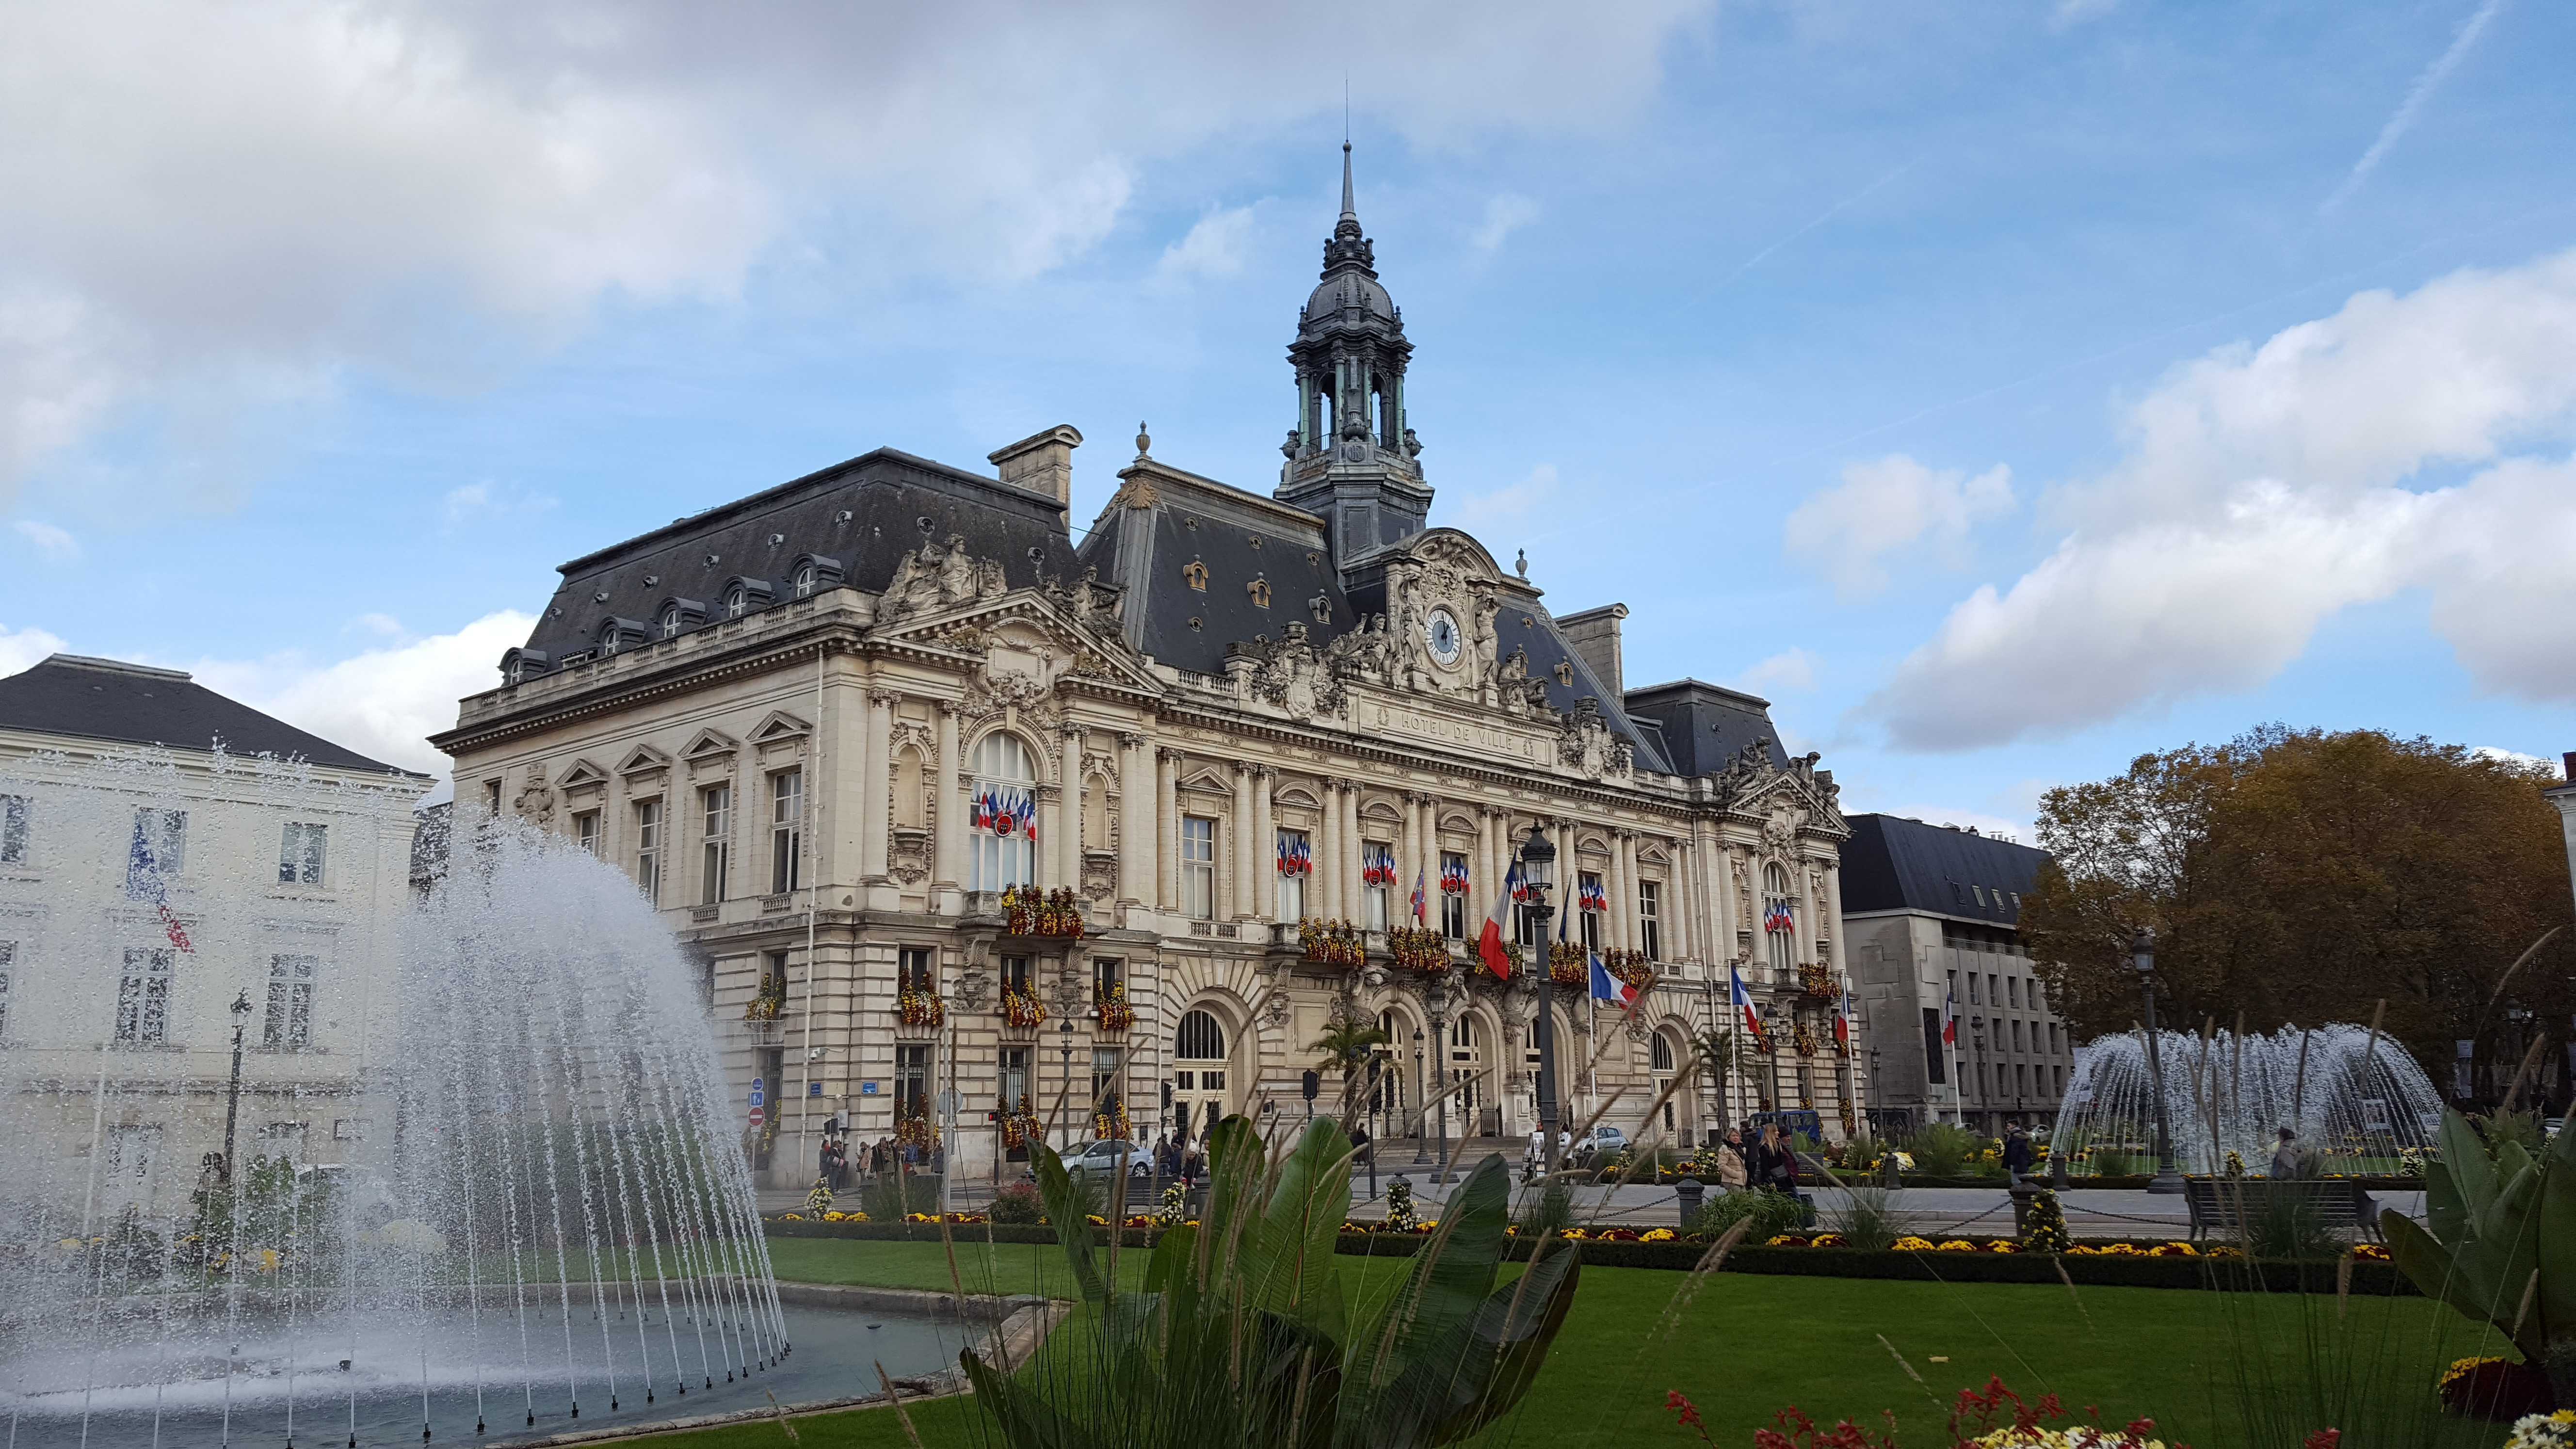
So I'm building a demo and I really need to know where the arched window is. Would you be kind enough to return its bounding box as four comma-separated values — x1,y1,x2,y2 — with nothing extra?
1651,1033,1674,1072
969,733,1036,891
1175,1009,1225,1061
724,584,750,618
1764,861,1795,977
599,620,626,656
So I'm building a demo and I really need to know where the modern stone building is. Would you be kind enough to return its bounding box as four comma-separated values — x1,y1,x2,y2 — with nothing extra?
0,654,427,1222
430,152,1863,1185
1839,813,2065,1135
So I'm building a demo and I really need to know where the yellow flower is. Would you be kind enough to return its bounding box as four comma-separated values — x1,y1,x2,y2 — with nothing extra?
1640,1227,1676,1242
1935,1240,1979,1251
1893,1236,1937,1252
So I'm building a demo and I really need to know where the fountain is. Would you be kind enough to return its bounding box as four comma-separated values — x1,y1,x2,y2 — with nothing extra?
0,756,821,1449
2055,1023,2445,1176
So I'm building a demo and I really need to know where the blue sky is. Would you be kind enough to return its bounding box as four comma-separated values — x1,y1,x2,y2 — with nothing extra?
2,0,2572,831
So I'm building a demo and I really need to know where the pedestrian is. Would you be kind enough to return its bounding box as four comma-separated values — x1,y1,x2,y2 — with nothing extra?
1526,1125,1547,1178
1716,1127,1749,1191
1757,1125,1798,1193
2270,1126,2302,1178
2001,1121,2035,1183
1350,1123,1372,1167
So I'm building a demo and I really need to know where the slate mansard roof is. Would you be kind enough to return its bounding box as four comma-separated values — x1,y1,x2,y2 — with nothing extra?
511,447,1076,666
0,654,421,777
1838,813,2051,928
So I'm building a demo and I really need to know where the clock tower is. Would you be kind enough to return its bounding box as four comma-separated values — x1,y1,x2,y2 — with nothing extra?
1275,144,1432,573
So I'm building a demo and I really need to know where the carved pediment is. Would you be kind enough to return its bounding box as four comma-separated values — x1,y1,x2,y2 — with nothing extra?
879,594,1163,697
616,744,673,778
751,710,812,744
556,759,609,790
683,727,739,761
1225,621,1347,724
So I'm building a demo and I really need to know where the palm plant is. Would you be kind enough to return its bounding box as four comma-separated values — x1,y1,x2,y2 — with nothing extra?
1310,1015,1392,1125
962,1115,1579,1449
2382,1107,2576,1403
1689,1030,1739,1128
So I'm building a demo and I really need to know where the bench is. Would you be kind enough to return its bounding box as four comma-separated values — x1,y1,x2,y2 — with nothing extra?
2183,1176,2383,1243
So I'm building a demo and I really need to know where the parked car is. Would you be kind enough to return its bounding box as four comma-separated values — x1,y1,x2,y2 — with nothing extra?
1063,1138,1154,1182
1573,1126,1628,1160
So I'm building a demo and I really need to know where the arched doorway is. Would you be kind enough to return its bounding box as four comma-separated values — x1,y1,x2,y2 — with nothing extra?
1446,1012,1491,1139
1173,1005,1232,1146
1651,1026,1692,1142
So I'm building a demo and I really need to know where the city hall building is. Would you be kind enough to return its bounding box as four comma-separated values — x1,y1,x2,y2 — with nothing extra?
432,153,1864,1185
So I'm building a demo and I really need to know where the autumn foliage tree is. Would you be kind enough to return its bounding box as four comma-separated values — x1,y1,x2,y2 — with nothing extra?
2022,726,2573,1089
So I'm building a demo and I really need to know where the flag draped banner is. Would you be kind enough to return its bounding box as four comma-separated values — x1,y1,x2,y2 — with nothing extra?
125,817,194,952
1474,862,1521,979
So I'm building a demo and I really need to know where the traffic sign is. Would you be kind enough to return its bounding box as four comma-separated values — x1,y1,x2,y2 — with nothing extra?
748,1105,766,1127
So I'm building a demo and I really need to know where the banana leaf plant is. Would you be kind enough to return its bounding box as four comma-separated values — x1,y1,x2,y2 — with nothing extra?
961,1114,1579,1449
2381,1108,2576,1402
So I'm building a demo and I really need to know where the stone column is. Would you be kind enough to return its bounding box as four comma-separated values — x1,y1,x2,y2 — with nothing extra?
1251,766,1276,924
860,690,894,882
1340,784,1361,921
1226,763,1252,920
1317,782,1342,921
1607,831,1632,951
1156,748,1181,911
1664,836,1690,963
1399,792,1423,928
1118,732,1151,909
934,703,964,911
1058,724,1085,894
1472,807,1496,936
1624,833,1644,953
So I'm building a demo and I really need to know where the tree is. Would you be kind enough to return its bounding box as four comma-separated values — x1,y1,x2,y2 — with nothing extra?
1689,1029,1748,1130
2023,725,2575,1092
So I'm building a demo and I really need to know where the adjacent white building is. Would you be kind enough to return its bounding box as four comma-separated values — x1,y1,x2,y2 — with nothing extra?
0,654,428,1224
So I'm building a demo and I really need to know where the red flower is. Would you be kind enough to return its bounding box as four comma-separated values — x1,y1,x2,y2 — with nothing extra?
2302,1433,2340,1449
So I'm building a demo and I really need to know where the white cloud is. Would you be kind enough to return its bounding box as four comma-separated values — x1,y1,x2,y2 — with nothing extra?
1451,463,1559,534
1469,193,1539,253
1736,648,1819,695
348,612,406,638
0,0,1709,505
11,518,78,559
2472,745,2553,772
1784,453,2012,598
1157,207,1256,280
2049,0,2118,27
0,622,68,678
1868,248,2576,751
189,611,536,776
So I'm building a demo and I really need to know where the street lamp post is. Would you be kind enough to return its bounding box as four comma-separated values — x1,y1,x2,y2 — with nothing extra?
220,989,253,1188
1057,1018,1076,1154
1365,1050,1383,1200
1517,825,1561,1175
1411,1030,1429,1166
2134,927,2185,1194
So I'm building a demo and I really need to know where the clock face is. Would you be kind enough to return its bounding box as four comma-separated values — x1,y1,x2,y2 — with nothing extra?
1425,607,1463,665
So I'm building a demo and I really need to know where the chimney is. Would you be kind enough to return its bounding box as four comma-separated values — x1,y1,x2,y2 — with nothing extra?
2564,751,2576,782
1557,603,1629,699
989,425,1083,523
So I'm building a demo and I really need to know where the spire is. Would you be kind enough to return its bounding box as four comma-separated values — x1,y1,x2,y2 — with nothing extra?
1340,141,1356,223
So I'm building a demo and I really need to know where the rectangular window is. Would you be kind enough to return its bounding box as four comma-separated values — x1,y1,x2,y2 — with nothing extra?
1180,816,1215,920
0,940,13,1039
2008,976,2021,1009
1365,882,1388,931
1175,1069,1195,1091
573,810,600,855
1967,974,1980,1005
264,954,316,1047
1274,828,1307,921
1002,954,1030,992
1439,852,1467,938
2011,1019,2025,1053
1637,880,1661,961
1199,1069,1225,1092
1989,974,2000,1008
1920,1007,1947,1084
116,946,175,1043
701,785,732,905
895,1044,930,1123
0,793,27,863
1093,957,1122,996
635,800,663,902
277,821,327,885
484,780,503,816
769,770,803,895
763,949,790,998
1091,1047,1122,1111
1578,871,1602,950
899,946,934,992
134,807,186,875
1362,840,1390,930
999,1048,1030,1110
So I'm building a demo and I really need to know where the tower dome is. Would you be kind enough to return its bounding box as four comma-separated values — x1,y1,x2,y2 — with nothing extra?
1275,143,1428,567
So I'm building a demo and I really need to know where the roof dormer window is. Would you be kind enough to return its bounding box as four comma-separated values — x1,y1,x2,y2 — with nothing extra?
657,597,708,640
596,618,647,657
789,554,845,598
721,576,776,618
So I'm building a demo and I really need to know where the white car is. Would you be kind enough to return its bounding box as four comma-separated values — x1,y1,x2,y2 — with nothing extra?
1063,1139,1154,1182
1573,1126,1628,1159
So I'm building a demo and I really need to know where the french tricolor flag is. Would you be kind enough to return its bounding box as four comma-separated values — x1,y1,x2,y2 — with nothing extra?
1474,861,1521,980
1730,966,1761,1040
1588,951,1635,1007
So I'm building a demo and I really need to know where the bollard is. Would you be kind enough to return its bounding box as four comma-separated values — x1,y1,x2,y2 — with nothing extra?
1674,1176,1705,1228
2050,1149,2071,1191
2008,1175,2039,1236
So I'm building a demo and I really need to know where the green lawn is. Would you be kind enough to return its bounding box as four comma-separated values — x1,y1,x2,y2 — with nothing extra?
662,1237,2511,1449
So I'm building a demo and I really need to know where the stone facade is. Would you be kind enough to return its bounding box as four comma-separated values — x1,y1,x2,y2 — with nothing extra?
431,158,1864,1185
